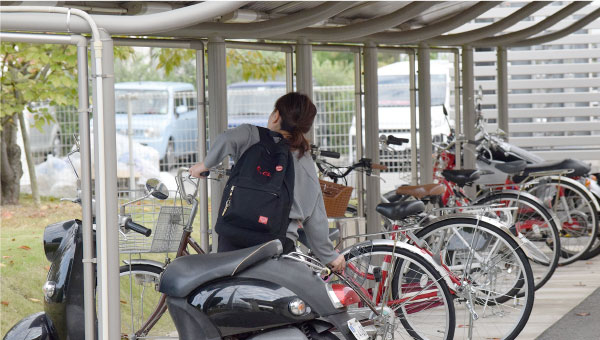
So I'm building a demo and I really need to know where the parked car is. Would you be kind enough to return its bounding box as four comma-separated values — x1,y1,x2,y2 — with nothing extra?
114,82,197,169
19,103,62,162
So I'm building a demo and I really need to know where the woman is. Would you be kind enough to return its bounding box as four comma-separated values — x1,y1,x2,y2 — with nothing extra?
190,92,346,272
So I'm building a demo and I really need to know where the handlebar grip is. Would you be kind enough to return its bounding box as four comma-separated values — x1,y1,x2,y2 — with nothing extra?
125,219,152,237
387,136,409,146
320,150,341,159
200,171,210,177
371,163,388,171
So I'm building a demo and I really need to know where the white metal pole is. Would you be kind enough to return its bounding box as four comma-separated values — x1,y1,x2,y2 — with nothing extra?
127,95,135,193
363,43,381,234
207,37,228,252
497,46,509,137
92,28,120,340
461,45,476,197
286,51,294,93
409,51,418,185
195,43,210,252
454,51,462,169
296,38,314,141
418,43,433,184
354,50,365,217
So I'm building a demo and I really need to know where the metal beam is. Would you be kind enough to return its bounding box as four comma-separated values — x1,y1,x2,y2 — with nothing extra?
426,2,551,45
363,2,500,44
195,44,210,252
461,46,476,173
207,37,228,252
417,43,433,184
511,7,600,47
166,2,357,39
363,43,381,234
0,2,245,35
354,50,365,217
496,46,509,137
454,52,462,170
91,28,120,340
296,38,314,141
271,2,439,41
409,51,418,185
473,2,590,47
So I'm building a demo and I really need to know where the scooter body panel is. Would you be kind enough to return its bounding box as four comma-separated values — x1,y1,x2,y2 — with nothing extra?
3,312,55,340
43,220,87,340
188,278,315,336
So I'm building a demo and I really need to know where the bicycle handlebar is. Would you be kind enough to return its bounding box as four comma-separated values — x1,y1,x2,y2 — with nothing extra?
386,135,409,146
319,150,341,159
124,219,152,237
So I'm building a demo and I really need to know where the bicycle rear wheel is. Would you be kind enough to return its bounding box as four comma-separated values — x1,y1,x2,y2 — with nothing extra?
525,179,598,264
416,217,534,340
477,191,560,291
343,243,455,340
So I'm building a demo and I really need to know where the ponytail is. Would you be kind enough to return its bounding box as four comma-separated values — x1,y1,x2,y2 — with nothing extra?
275,92,316,158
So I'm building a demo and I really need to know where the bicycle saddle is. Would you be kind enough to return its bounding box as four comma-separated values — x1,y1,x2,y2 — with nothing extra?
513,158,591,183
395,183,445,199
376,200,425,221
159,239,282,298
441,169,481,187
494,160,527,174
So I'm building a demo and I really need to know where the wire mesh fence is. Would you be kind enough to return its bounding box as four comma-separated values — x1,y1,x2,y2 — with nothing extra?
22,83,416,196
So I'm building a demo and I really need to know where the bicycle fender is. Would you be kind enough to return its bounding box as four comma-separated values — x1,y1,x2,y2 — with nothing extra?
122,258,164,269
524,176,600,212
340,239,456,290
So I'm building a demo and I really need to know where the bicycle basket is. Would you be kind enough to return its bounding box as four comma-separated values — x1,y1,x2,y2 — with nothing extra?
319,179,353,218
119,190,191,254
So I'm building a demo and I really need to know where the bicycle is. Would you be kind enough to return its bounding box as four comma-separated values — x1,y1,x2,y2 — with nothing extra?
311,143,535,340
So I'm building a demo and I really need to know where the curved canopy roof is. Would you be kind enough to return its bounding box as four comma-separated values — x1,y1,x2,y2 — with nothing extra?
1,1,599,47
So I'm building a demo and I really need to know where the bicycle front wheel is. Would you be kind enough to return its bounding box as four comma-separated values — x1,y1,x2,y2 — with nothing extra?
477,191,560,291
119,264,176,339
416,217,534,340
343,243,455,340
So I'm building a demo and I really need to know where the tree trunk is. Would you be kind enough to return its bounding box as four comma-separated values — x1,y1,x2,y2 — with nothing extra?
1,117,23,205
17,111,41,206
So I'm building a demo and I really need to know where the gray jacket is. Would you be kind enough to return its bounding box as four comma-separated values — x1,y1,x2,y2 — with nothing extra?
203,124,338,264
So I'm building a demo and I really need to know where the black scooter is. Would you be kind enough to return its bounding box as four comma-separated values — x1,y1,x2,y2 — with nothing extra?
4,149,367,340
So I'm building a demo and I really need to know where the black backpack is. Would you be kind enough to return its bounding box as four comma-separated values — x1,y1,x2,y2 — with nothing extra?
215,127,295,248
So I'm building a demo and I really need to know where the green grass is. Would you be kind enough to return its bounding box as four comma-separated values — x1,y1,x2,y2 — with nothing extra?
1,194,81,337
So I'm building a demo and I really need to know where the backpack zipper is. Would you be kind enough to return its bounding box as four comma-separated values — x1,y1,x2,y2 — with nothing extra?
222,185,235,216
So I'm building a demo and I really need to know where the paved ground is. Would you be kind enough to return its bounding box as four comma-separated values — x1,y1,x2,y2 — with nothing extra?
518,256,600,340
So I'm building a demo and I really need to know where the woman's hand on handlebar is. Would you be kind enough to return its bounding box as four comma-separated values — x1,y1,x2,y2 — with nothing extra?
328,254,346,273
189,162,209,178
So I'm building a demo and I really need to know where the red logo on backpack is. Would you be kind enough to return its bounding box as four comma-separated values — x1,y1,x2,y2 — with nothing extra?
258,216,269,224
256,166,271,177
276,165,283,171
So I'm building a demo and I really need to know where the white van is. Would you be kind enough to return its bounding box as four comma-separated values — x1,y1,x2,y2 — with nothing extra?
350,60,452,187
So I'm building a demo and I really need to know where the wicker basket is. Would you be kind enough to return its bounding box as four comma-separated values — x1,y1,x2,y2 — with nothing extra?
319,179,354,217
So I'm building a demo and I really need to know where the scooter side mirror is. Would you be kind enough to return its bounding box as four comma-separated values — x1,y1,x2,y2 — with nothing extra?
145,178,169,200
442,105,448,117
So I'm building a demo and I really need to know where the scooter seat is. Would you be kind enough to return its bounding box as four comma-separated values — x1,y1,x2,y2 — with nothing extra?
395,183,445,199
376,200,425,221
513,158,591,183
494,160,527,174
441,169,481,187
159,240,283,298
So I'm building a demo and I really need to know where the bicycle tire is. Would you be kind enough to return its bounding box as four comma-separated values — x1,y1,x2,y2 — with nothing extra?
415,217,535,340
344,244,456,340
477,192,560,291
524,178,598,264
580,192,600,260
119,264,173,338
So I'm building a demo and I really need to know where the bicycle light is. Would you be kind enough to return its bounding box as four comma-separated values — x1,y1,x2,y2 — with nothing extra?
43,281,56,299
327,283,360,308
288,298,308,316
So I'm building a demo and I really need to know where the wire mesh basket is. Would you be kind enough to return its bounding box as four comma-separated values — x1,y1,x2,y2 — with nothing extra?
118,190,191,254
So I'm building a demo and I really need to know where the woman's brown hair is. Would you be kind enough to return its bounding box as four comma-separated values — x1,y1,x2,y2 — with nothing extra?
275,92,316,158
